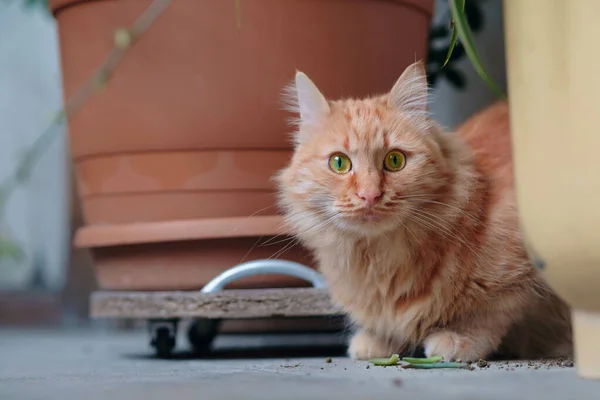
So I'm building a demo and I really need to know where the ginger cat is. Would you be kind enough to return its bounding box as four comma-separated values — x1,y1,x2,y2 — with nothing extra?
275,61,572,361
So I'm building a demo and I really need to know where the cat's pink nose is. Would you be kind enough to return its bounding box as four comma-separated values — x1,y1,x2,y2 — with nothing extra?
357,189,382,206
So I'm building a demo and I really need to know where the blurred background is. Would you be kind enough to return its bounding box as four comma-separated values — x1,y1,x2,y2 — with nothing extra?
0,0,506,330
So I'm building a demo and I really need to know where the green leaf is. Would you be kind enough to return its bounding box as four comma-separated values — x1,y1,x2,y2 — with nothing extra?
369,354,400,366
403,362,470,369
443,29,459,68
402,355,444,364
443,0,463,68
427,72,439,87
429,25,449,40
449,0,506,99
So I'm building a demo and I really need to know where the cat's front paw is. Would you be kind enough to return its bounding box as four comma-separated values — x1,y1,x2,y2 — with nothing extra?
423,331,489,362
348,330,394,360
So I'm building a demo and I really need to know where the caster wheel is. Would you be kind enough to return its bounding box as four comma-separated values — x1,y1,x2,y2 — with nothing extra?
149,319,178,358
187,318,220,356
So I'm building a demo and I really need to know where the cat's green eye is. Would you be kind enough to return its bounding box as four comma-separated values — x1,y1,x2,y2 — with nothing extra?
384,150,406,172
328,153,352,174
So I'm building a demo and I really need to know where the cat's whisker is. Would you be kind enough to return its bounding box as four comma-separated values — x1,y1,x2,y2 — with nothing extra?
396,216,421,247
258,207,334,246
417,199,483,224
245,204,277,219
260,235,297,247
409,210,486,266
238,235,265,264
268,238,300,260
407,212,468,250
295,214,340,239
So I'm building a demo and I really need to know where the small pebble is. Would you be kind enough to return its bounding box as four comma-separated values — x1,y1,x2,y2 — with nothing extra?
562,361,574,368
325,357,332,363
366,365,370,369
477,359,489,368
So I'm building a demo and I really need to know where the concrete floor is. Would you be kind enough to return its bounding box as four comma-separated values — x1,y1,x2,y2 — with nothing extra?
1,328,599,400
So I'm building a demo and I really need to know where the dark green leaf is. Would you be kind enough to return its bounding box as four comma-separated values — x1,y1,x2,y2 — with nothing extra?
443,67,466,89
465,1,484,32
449,43,465,61
427,72,439,87
429,48,450,65
429,25,449,39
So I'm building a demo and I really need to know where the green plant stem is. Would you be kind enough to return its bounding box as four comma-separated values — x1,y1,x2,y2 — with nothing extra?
403,362,470,369
234,0,241,28
442,0,463,68
402,356,444,364
369,354,400,366
448,0,506,99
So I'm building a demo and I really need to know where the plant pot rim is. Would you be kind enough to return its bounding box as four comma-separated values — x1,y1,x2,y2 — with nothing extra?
48,0,434,18
75,215,290,249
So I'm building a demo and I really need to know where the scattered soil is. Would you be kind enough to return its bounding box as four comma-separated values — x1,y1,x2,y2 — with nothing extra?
281,356,574,372
482,357,574,371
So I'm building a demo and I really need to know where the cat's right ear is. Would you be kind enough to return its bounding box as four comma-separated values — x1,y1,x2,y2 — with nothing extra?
388,61,428,115
293,71,330,126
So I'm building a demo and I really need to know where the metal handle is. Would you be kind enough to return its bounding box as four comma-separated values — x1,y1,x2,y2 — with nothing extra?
200,260,327,293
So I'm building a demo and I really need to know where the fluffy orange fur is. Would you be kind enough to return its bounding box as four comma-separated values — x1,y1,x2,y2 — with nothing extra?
275,61,572,361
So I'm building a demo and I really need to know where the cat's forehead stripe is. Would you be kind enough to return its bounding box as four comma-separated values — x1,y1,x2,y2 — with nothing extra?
340,100,387,152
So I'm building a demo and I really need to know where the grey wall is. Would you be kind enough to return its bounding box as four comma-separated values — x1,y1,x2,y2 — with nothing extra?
0,2,69,290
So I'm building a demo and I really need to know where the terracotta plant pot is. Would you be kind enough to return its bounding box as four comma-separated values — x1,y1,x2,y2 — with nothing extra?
51,0,434,291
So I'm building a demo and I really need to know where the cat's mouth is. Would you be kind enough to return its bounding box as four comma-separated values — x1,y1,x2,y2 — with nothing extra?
345,208,384,224
361,210,381,222
336,207,399,236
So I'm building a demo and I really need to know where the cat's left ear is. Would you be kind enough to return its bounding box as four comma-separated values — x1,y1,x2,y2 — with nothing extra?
294,71,330,126
388,61,428,115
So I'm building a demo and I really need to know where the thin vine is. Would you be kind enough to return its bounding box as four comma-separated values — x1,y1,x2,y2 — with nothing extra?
0,0,173,262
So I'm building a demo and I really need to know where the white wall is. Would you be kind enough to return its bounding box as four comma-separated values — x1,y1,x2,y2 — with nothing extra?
0,2,69,290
